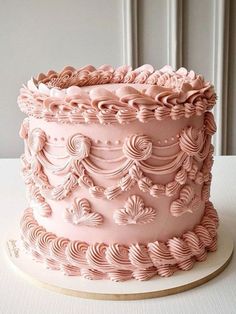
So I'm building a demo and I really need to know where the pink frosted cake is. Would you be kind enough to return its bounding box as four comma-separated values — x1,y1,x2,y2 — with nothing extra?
18,64,218,281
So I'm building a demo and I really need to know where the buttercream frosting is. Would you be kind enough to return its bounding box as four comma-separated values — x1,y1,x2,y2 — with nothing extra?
18,64,216,125
18,63,218,282
20,201,218,281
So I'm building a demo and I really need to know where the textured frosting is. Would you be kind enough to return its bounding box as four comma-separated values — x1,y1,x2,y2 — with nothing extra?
20,113,213,206
18,64,216,124
18,64,218,282
113,195,156,225
19,111,215,246
20,201,218,281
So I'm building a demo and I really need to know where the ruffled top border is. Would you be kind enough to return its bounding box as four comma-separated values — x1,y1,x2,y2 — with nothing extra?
17,64,216,124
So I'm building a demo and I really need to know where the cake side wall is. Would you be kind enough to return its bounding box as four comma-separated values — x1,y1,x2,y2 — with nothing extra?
19,114,214,244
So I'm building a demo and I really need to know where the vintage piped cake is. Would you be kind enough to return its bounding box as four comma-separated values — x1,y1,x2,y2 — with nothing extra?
18,64,218,281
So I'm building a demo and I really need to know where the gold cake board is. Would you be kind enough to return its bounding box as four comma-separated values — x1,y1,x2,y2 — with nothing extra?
4,224,233,301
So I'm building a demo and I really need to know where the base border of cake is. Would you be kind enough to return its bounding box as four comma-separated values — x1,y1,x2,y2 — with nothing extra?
4,224,233,301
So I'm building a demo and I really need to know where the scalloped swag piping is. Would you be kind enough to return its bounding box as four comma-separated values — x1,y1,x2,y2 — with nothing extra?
20,112,215,216
20,201,218,281
17,64,216,124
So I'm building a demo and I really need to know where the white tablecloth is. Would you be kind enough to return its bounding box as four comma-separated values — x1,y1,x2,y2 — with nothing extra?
0,157,235,314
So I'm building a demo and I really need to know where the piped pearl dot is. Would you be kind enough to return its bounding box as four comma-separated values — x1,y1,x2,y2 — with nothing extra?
115,140,120,145
171,137,175,141
105,140,111,145
61,137,65,141
95,139,100,144
164,139,168,144
176,134,180,138
54,137,57,141
158,140,161,145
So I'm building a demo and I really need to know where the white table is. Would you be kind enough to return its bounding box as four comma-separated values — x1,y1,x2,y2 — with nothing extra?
0,157,236,314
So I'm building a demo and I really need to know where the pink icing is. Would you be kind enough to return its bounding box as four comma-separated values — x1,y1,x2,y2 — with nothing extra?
170,185,201,217
19,118,29,139
113,195,156,225
18,64,218,282
66,133,91,159
20,201,218,281
179,127,204,156
123,135,152,161
19,113,214,246
28,128,46,154
64,198,103,227
18,64,216,125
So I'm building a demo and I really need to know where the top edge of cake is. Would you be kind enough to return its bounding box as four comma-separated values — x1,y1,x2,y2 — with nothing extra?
17,64,216,124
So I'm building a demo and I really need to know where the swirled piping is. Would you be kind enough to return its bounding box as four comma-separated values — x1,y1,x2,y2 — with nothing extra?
132,267,158,281
27,226,46,247
50,237,70,264
20,201,218,281
177,258,194,270
204,111,217,135
148,241,176,266
66,133,91,159
28,128,47,154
106,270,132,282
123,134,152,161
18,64,216,124
128,244,153,268
86,243,114,271
105,244,133,270
168,238,192,261
66,241,89,267
21,124,212,203
36,232,57,256
179,127,204,156
156,265,176,277
182,231,205,256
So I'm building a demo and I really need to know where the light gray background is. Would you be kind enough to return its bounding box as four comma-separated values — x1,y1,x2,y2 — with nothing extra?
0,0,234,157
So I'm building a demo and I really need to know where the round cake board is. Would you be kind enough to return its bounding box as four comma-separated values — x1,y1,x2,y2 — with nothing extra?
4,224,233,301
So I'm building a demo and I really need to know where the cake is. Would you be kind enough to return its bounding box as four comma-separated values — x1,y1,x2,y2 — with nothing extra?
18,64,219,281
